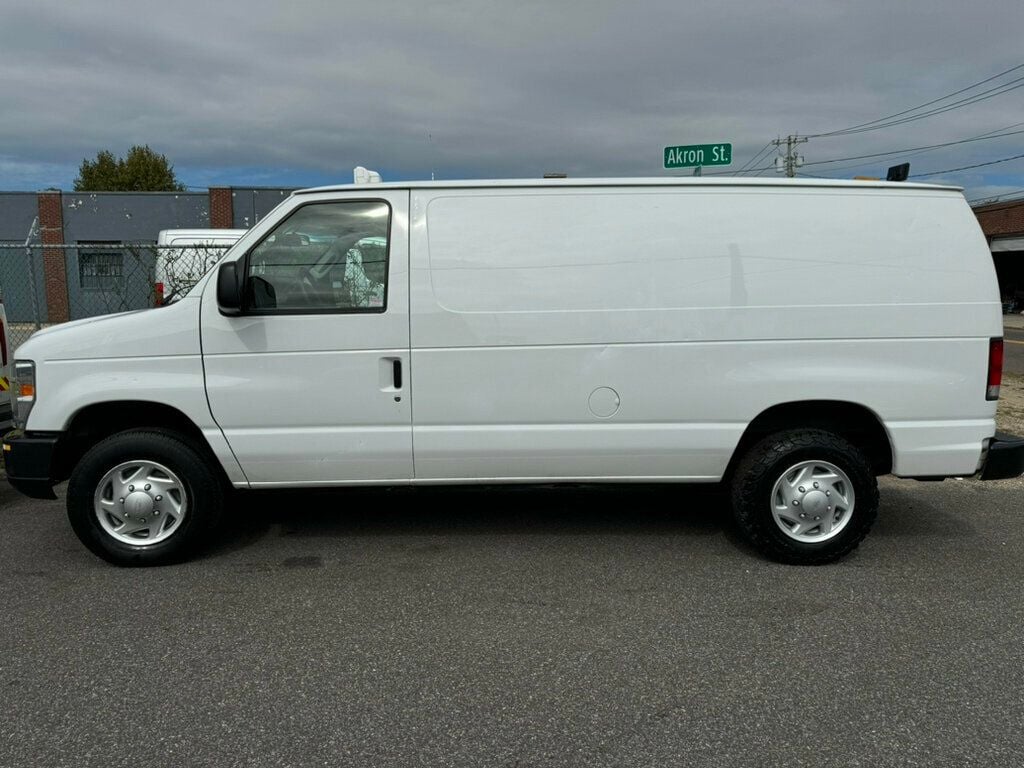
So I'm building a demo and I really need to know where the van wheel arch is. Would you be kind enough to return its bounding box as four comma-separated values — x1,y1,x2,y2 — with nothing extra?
727,400,893,479
55,401,226,486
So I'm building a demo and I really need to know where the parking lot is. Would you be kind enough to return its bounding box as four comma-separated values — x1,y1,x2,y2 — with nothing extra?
3,326,1023,767
2,472,1022,767
1005,323,1024,375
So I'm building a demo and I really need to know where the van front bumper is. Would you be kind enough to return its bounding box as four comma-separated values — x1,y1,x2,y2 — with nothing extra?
2,430,60,500
980,433,1024,481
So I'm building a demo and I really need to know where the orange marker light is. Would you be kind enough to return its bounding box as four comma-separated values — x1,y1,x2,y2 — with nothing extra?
19,383,35,399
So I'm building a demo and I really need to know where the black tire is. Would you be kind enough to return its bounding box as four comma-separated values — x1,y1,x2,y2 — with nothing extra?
67,429,225,566
730,428,879,565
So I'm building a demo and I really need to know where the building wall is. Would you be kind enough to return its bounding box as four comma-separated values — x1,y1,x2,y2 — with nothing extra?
975,199,1024,238
60,191,211,240
60,191,212,319
0,193,48,322
231,187,295,228
0,192,40,241
0,185,310,323
973,199,1024,302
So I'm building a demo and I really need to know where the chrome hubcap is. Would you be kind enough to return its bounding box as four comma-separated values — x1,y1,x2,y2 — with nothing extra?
770,460,855,543
93,460,187,545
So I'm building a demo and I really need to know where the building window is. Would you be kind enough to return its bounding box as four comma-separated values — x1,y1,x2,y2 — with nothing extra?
79,248,124,291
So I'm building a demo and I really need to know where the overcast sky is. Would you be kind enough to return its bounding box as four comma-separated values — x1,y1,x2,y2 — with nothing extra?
0,0,1021,200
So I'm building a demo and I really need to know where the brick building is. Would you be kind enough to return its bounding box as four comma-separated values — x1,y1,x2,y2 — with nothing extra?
973,197,1024,307
0,186,295,323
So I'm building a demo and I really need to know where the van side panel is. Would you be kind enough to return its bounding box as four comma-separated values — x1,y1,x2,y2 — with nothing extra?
409,188,1000,481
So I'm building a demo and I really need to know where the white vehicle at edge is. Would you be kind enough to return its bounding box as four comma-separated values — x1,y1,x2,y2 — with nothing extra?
4,175,1023,566
0,299,10,431
155,228,247,305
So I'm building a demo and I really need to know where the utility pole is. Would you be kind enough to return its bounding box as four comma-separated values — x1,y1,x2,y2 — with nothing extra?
772,135,808,178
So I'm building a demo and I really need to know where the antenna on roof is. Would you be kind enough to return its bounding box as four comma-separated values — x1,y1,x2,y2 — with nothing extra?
353,167,382,184
886,163,910,182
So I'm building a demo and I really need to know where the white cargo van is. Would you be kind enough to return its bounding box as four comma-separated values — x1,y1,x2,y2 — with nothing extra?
4,177,1022,566
155,228,247,305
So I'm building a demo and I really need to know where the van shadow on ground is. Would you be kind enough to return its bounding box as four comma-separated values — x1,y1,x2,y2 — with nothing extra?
205,478,976,560
208,484,731,557
869,478,985,540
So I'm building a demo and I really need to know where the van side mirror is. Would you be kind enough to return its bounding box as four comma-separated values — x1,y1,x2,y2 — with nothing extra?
217,262,243,316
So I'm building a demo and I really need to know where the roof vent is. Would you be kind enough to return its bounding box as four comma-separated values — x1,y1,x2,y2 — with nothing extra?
353,167,382,184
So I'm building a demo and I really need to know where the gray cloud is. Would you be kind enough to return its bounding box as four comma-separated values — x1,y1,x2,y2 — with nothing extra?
0,0,1022,196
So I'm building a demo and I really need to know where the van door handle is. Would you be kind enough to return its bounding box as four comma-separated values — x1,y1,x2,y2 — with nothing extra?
379,357,403,397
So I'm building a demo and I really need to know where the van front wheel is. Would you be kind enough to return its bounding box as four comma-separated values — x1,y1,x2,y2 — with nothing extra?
730,429,878,565
67,430,224,566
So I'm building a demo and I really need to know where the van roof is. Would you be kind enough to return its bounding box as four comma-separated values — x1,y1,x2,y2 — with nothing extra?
295,177,961,195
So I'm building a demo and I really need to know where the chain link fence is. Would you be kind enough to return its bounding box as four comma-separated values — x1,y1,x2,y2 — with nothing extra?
0,242,232,351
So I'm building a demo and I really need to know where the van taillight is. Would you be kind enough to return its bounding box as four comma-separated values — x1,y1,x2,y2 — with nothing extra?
987,338,1004,401
0,318,6,366
154,282,164,307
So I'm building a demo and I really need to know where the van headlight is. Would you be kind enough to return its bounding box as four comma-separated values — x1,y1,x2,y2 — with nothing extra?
12,360,36,429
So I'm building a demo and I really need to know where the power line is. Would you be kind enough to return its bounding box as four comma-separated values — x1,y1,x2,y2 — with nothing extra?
704,163,775,176
968,187,1024,204
811,77,1024,138
780,121,1024,177
969,119,1024,138
969,191,1024,211
883,119,1024,166
810,62,1024,137
970,197,1024,214
736,145,774,174
735,141,774,173
801,128,1024,167
735,67,1024,183
813,63,1024,136
909,152,1024,178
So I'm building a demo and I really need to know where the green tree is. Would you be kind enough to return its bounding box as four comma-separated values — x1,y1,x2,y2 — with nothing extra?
74,145,186,191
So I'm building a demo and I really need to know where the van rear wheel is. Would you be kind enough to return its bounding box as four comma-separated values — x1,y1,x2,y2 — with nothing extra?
730,429,878,565
67,429,224,566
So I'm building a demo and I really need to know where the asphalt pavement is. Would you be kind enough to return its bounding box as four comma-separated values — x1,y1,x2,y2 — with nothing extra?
2,476,1023,767
1004,325,1024,375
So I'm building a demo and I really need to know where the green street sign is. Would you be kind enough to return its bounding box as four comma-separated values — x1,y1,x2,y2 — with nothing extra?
664,143,732,169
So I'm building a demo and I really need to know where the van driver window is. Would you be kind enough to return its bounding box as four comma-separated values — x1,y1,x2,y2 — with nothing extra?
246,201,390,312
